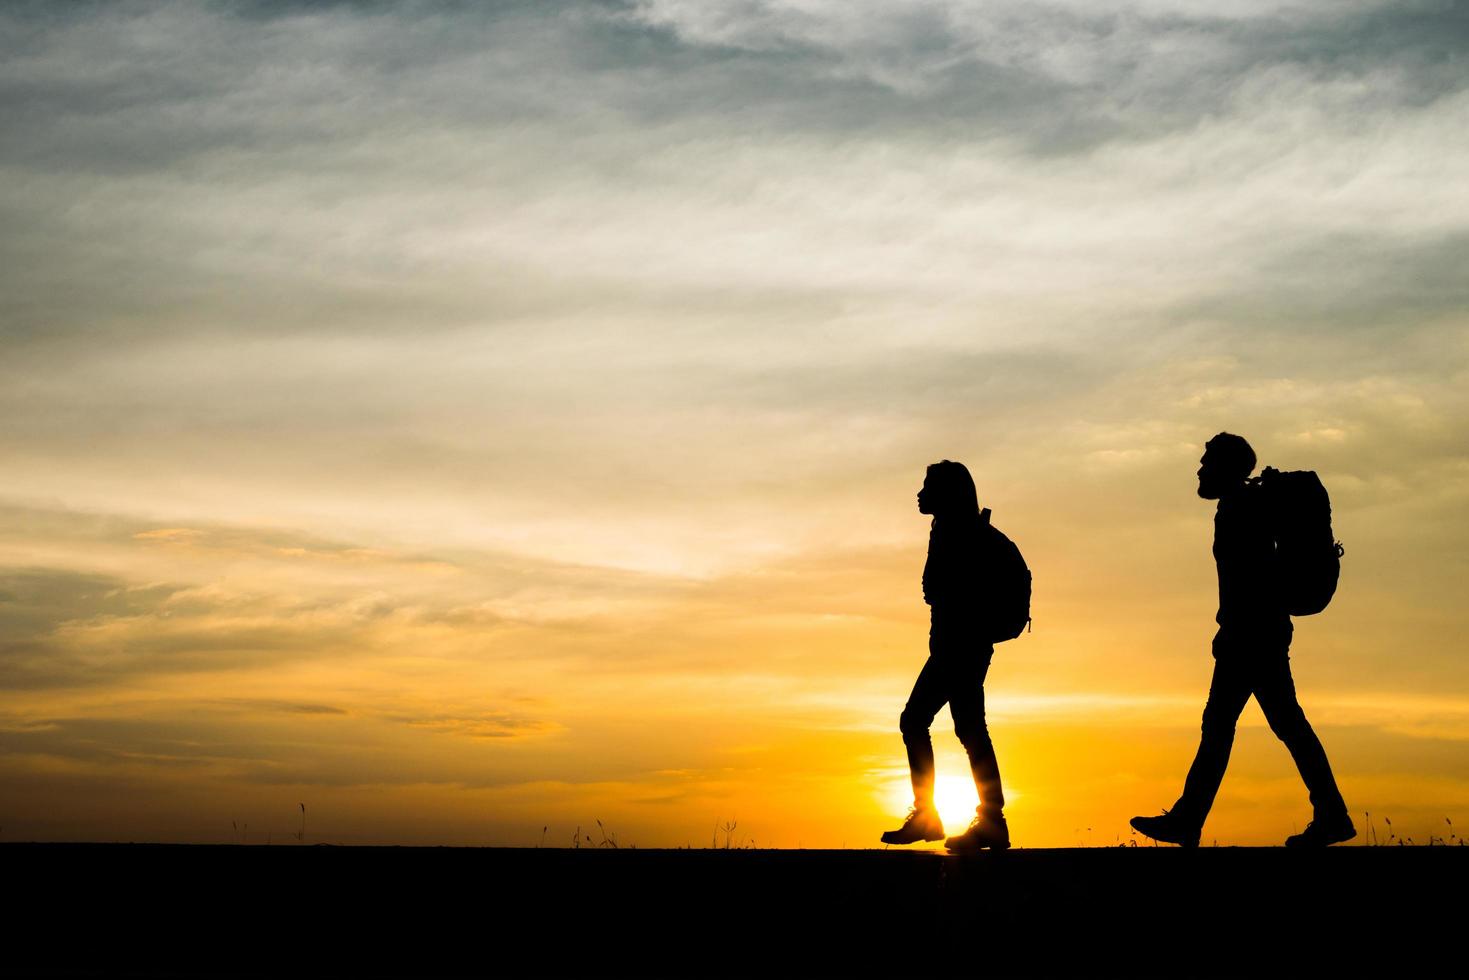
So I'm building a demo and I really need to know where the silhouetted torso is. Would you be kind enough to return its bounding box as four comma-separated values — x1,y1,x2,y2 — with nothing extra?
922,513,996,620
1213,486,1287,632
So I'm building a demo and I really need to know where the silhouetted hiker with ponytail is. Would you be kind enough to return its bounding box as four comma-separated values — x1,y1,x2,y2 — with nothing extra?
1132,433,1354,847
882,460,1030,852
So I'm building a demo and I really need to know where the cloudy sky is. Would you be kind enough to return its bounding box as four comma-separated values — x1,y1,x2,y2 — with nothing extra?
2,0,1467,847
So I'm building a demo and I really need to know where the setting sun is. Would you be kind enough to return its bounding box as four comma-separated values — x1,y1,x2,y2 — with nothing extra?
885,768,1023,841
929,776,979,829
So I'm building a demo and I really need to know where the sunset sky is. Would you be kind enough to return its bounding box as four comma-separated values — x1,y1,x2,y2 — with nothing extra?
3,0,1467,848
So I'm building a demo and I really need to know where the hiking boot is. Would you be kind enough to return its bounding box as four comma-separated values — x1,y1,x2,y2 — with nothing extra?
880,805,945,845
1285,812,1356,848
945,809,1010,853
1129,810,1200,848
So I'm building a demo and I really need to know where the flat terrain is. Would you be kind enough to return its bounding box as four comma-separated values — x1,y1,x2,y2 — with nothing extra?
7,843,1463,976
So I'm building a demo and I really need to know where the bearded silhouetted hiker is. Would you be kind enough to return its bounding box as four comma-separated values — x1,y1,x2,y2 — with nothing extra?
882,460,1031,853
1132,433,1354,847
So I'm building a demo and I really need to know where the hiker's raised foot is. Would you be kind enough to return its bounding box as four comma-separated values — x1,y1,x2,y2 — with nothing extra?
881,805,945,845
1285,811,1356,848
1129,810,1201,848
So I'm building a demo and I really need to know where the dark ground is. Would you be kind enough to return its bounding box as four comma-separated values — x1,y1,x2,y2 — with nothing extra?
6,843,1463,977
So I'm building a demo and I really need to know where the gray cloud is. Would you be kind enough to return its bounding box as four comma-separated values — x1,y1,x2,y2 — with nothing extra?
1,1,1466,649
388,711,557,739
6,2,1465,174
213,698,350,715
1175,230,1469,333
0,535,441,689
4,0,1466,348
0,568,178,634
0,500,707,689
0,569,185,688
0,711,528,789
0,568,330,689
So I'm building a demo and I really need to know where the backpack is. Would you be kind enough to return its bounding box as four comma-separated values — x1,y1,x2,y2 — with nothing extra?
1253,466,1344,616
980,508,1032,641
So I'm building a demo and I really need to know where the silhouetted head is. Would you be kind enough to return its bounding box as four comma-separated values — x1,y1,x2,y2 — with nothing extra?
918,460,980,518
1197,432,1256,500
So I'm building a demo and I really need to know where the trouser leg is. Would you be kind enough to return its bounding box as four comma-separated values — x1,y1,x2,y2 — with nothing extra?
946,649,1003,815
1254,657,1348,817
899,656,947,807
1174,657,1252,826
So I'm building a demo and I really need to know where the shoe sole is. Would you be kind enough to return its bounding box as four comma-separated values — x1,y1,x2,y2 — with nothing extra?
1285,831,1357,847
880,833,946,845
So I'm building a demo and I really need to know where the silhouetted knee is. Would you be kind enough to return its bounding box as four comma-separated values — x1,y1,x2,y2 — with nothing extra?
1200,703,1236,741
1266,704,1312,742
899,706,931,744
954,718,992,752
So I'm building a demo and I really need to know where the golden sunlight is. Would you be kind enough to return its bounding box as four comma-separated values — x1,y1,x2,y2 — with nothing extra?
885,772,1009,834
931,775,980,828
